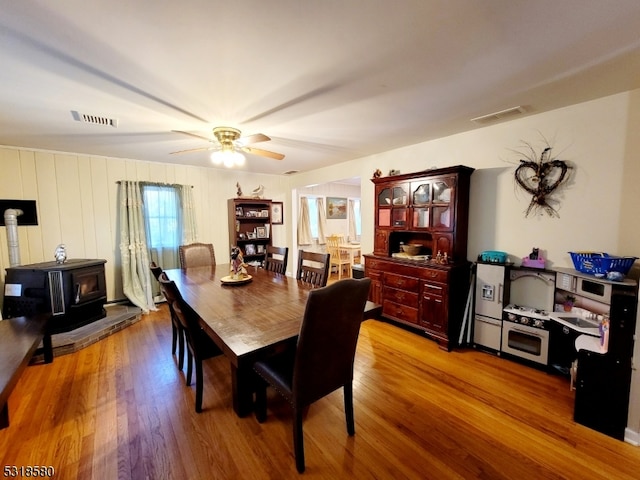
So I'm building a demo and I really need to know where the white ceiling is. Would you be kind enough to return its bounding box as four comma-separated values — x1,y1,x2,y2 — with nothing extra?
2,1,640,176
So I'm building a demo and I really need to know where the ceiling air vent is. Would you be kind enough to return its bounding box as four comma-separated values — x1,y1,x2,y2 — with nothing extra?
470,106,526,125
283,170,299,175
71,110,119,127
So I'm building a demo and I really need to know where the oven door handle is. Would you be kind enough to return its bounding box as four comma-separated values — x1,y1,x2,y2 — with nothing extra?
511,327,545,339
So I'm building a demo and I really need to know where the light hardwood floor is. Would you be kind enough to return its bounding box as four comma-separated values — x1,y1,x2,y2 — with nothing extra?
2,304,640,479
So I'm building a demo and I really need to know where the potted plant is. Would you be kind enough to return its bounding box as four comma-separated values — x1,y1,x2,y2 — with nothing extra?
563,295,576,312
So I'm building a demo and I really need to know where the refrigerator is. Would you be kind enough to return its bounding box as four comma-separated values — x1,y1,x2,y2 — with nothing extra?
473,263,510,352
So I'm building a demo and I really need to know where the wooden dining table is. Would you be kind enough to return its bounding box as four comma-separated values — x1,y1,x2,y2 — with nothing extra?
165,264,380,417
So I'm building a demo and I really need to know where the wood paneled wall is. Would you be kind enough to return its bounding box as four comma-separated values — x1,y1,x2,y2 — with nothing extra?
0,147,288,305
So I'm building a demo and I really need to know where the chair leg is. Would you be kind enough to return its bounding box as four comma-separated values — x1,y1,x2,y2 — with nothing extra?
344,383,355,436
186,351,193,386
177,328,185,371
195,357,203,413
293,407,305,473
171,321,178,354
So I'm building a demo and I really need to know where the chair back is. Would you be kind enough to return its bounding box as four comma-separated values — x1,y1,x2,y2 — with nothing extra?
179,243,216,268
157,272,199,336
296,250,330,287
293,278,371,406
150,261,163,280
264,245,288,274
326,235,349,261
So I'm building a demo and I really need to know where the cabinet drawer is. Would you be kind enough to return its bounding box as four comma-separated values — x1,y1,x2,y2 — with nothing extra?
384,273,419,292
422,281,446,297
382,300,419,324
383,286,418,307
422,268,448,283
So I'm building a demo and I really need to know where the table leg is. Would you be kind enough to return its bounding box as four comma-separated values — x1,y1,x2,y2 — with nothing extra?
230,363,256,417
1,402,8,429
42,332,53,364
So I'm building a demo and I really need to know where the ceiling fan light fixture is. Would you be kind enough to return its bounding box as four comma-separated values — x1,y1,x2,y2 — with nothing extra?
211,149,245,168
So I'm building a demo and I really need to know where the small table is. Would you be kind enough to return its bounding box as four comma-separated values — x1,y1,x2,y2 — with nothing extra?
1,314,52,429
166,265,380,416
339,243,361,266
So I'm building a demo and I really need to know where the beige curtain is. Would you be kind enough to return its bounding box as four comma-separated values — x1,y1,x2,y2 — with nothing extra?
316,197,327,245
119,181,155,312
297,196,313,245
348,199,357,242
179,184,198,244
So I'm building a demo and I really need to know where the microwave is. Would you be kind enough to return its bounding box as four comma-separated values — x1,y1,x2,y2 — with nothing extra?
556,271,612,305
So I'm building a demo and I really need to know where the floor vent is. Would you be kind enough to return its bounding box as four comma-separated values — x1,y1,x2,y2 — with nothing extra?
470,106,527,125
71,110,119,127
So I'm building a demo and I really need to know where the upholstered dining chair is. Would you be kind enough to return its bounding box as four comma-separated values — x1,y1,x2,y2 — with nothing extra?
264,245,289,274
253,277,372,473
157,272,221,413
150,262,185,370
326,234,352,280
178,242,216,269
295,250,330,288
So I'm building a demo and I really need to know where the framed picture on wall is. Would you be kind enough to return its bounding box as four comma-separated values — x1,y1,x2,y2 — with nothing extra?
271,201,283,224
327,197,347,219
244,244,256,256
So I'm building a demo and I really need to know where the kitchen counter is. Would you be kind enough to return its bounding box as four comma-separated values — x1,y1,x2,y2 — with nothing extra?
549,312,600,337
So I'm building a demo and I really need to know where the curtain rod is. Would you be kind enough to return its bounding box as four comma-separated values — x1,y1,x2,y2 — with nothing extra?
116,180,193,188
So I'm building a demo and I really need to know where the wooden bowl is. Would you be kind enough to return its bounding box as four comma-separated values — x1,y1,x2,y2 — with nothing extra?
401,244,421,256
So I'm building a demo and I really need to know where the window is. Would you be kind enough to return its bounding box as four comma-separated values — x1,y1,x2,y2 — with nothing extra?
142,185,181,249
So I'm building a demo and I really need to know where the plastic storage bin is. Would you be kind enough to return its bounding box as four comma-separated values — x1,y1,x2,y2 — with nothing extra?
569,252,637,276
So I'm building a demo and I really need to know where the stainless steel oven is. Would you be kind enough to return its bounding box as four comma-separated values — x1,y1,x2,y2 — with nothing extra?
502,305,550,365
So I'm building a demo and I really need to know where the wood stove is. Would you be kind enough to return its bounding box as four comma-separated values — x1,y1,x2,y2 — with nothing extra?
3,259,107,333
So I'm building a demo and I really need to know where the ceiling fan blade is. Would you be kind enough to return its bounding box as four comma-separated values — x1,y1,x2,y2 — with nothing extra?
172,130,213,142
241,146,285,160
238,133,270,145
170,146,214,155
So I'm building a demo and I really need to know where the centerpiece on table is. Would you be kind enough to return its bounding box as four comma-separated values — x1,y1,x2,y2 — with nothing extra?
221,246,252,285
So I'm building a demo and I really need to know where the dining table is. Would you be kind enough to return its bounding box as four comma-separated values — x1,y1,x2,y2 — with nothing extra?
165,264,380,417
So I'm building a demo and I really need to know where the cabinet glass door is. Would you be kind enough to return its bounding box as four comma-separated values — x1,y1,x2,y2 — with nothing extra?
411,182,430,205
433,180,452,203
412,207,430,228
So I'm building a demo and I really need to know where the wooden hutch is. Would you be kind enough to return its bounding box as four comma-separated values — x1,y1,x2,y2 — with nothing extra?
228,198,273,264
364,165,474,350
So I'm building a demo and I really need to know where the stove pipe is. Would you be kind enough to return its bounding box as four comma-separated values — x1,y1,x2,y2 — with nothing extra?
4,208,23,267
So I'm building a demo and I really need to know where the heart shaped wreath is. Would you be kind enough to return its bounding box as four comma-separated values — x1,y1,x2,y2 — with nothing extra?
512,140,572,218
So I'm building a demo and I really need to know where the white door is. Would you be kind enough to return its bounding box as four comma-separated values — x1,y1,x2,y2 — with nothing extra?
475,263,506,319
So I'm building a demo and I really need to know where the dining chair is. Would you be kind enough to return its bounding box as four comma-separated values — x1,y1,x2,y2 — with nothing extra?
157,272,222,412
178,242,216,268
264,245,288,274
326,235,352,280
150,262,185,370
296,250,330,287
253,277,372,473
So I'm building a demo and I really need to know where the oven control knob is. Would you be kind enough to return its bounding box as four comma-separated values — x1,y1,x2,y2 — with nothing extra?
519,316,529,325
534,320,543,328
508,313,516,321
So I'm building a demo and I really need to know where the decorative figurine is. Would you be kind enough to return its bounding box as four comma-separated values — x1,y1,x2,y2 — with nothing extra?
373,169,382,179
236,182,243,198
251,184,264,199
230,246,248,280
54,244,67,264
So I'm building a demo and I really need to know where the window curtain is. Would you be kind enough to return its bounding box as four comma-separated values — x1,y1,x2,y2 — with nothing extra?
143,184,181,271
348,199,357,242
179,184,198,244
316,197,327,245
297,196,312,245
118,181,155,312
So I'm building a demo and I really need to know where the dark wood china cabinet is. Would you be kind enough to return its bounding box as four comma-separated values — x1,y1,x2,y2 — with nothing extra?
365,165,474,351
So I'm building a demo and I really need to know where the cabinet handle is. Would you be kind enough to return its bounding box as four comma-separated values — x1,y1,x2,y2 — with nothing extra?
425,284,443,291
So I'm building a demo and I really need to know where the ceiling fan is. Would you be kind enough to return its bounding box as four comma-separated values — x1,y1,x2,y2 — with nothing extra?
171,127,285,166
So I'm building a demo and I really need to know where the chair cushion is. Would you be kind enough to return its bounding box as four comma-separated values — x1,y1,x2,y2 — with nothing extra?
254,349,296,401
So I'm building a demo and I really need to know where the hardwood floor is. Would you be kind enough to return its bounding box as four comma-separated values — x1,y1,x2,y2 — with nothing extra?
2,304,640,479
